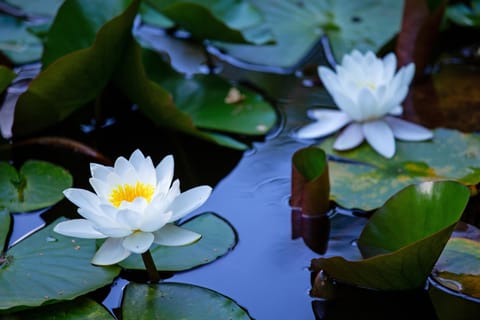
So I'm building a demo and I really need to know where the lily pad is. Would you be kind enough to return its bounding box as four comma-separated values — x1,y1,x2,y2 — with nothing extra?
123,282,251,320
119,212,236,271
311,181,470,294
0,14,43,64
215,0,402,68
2,297,114,320
0,217,120,312
0,209,10,251
432,237,480,299
142,49,277,136
145,0,273,44
12,0,139,137
0,66,16,94
318,128,480,211
0,160,72,213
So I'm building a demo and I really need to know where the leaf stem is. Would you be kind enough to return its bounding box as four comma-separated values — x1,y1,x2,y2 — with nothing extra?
141,250,160,283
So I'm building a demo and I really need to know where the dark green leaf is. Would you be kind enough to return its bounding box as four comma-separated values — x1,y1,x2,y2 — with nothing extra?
0,209,10,251
119,213,236,271
0,218,120,312
318,128,480,211
2,297,114,320
12,0,139,137
0,161,72,213
0,66,16,94
311,181,470,293
123,282,251,320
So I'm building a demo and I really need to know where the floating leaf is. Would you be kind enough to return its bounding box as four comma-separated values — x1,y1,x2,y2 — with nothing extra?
146,0,273,44
0,160,72,213
141,49,277,136
123,282,251,320
311,181,470,294
2,297,114,320
0,15,43,64
318,128,480,211
12,0,139,137
215,0,402,68
0,66,16,94
0,217,120,312
119,213,236,271
0,209,10,251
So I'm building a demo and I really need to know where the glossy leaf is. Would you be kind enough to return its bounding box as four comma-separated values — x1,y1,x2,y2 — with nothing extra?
119,213,236,271
318,128,480,211
0,15,43,64
0,161,72,213
311,181,470,293
146,0,273,44
0,209,10,251
12,0,139,137
123,282,251,320
0,66,15,94
2,297,114,320
215,0,402,68
142,49,277,136
0,218,120,312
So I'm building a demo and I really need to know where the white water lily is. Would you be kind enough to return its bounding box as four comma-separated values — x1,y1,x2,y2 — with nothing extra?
297,50,433,158
54,149,211,265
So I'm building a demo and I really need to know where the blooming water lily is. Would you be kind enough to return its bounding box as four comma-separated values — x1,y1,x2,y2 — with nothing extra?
54,149,212,265
297,50,433,158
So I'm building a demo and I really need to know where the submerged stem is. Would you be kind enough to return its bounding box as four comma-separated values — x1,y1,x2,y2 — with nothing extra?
141,250,160,283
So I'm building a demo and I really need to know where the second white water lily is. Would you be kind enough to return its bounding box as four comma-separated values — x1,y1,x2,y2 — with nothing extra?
54,149,211,265
297,50,433,158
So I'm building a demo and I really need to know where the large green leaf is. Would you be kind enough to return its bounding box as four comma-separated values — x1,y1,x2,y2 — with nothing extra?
142,49,277,136
0,66,16,94
310,181,470,293
2,297,114,320
0,209,10,251
12,0,139,137
215,0,402,68
146,0,273,44
0,14,43,64
123,282,251,320
119,213,236,271
0,217,120,312
0,161,72,213
318,128,480,211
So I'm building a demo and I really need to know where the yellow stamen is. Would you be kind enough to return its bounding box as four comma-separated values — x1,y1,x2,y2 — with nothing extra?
109,182,155,207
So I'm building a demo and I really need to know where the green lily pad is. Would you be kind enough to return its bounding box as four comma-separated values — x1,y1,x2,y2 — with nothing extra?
119,212,236,271
139,1,174,29
311,181,470,293
446,0,480,27
5,0,64,17
146,0,273,44
142,49,277,136
0,209,10,251
0,14,43,64
12,0,139,137
123,282,251,320
432,237,480,299
215,0,402,68
0,160,72,213
0,217,120,312
318,128,480,211
0,66,15,94
2,297,114,320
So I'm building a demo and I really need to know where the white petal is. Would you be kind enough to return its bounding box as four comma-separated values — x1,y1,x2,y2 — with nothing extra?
333,123,365,150
153,224,202,246
92,238,131,265
129,149,156,185
53,219,107,239
167,186,212,222
382,53,396,82
356,88,380,120
155,155,174,196
89,178,110,201
116,208,142,229
385,116,433,141
318,67,340,94
63,188,100,212
90,163,112,181
122,232,154,254
388,105,403,116
296,110,351,139
363,120,395,158
140,207,172,232
94,226,132,238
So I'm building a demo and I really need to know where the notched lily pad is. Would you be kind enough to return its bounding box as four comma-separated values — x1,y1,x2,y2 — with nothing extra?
0,217,120,312
119,212,236,271
318,128,480,211
0,160,72,213
123,282,251,320
311,181,470,295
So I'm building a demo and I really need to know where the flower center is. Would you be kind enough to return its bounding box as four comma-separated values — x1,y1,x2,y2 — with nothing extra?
355,80,376,91
109,182,155,207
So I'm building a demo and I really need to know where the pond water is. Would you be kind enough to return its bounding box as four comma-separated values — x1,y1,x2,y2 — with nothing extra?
3,20,480,320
